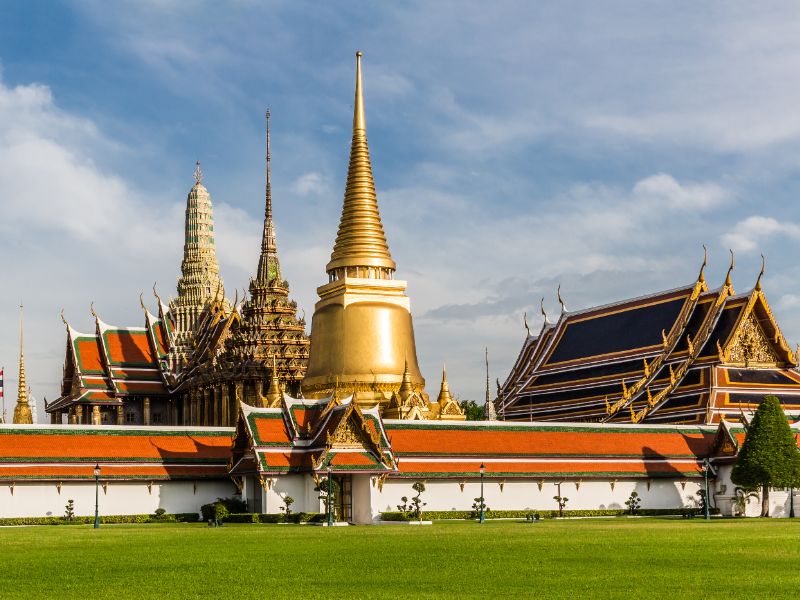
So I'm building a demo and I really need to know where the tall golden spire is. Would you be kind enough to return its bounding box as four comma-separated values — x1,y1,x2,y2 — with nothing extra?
326,51,396,277
13,303,32,424
256,109,282,284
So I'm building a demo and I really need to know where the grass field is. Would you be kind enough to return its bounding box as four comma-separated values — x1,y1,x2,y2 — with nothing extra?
0,518,798,599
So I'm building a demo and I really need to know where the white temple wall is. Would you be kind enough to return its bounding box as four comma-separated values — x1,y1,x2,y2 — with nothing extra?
261,474,320,514
712,464,798,517
370,478,705,519
0,480,237,518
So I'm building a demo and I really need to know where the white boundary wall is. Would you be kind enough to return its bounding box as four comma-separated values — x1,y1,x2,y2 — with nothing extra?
371,478,704,519
0,480,238,518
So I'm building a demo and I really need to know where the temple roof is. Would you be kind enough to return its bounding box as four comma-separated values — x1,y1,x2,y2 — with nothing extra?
0,424,233,480
498,262,800,425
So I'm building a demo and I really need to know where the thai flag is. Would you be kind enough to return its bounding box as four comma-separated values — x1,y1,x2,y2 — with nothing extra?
0,368,4,399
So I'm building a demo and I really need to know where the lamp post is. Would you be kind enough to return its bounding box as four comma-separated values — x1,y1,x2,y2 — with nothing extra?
326,467,333,526
790,486,795,519
93,463,101,529
703,459,710,521
479,463,485,524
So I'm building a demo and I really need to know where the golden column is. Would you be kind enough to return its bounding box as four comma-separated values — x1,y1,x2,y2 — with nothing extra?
12,304,32,425
302,51,425,408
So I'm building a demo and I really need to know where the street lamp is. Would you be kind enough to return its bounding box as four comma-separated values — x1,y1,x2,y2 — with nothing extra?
703,459,710,521
93,463,101,529
326,467,333,526
479,463,486,524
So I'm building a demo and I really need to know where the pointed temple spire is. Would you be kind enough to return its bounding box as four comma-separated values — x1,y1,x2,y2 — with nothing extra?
168,161,227,371
484,347,497,420
13,303,32,424
326,51,396,278
436,365,454,406
256,109,282,285
219,110,310,395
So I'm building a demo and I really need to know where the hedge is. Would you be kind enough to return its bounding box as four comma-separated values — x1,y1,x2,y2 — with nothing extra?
0,513,199,526
380,507,721,521
224,512,324,524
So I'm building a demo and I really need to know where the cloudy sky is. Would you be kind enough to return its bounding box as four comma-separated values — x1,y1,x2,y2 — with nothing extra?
3,1,800,417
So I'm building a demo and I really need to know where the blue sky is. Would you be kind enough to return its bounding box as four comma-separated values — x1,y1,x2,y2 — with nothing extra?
3,1,800,415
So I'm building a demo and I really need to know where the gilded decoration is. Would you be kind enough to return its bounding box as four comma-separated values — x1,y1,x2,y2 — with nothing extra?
727,312,780,366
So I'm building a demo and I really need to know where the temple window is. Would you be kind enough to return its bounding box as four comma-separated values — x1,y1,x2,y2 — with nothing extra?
125,411,136,424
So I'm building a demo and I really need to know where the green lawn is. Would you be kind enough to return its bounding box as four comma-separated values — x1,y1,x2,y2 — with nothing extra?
0,518,797,599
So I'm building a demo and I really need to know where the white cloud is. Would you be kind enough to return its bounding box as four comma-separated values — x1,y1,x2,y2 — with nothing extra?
722,215,800,252
292,172,328,197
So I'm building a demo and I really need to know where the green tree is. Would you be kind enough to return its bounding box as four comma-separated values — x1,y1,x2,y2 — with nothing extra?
459,400,485,421
731,395,800,517
410,482,427,520
624,491,641,515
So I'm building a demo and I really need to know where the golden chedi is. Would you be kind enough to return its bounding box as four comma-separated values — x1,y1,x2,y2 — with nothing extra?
302,51,426,408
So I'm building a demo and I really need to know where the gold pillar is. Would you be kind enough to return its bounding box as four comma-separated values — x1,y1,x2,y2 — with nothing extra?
191,390,198,426
91,405,101,425
221,385,229,426
182,394,189,426
75,405,83,424
116,405,124,425
234,381,243,424
214,387,221,426
143,397,151,426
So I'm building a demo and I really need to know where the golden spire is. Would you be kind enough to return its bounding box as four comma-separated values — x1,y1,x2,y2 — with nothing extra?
265,354,282,407
437,365,454,406
256,108,282,285
13,303,32,425
398,358,414,403
326,51,396,276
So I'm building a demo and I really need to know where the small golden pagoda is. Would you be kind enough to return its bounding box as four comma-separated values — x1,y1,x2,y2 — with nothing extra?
13,304,32,425
303,52,462,421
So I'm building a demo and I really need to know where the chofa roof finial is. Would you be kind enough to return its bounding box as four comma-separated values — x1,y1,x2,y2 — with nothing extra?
540,297,548,325
698,244,707,283
755,253,765,291
725,249,735,289
557,284,567,314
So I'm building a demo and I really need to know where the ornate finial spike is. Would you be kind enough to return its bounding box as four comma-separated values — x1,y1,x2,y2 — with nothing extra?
755,253,765,291
354,50,365,131
139,292,146,311
152,283,162,304
540,297,548,324
193,160,203,185
523,311,530,336
699,245,707,282
557,284,567,313
60,309,68,328
90,301,97,319
725,249,735,288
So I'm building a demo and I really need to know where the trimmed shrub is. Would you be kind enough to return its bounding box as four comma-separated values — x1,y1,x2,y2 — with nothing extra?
0,512,200,526
379,507,720,521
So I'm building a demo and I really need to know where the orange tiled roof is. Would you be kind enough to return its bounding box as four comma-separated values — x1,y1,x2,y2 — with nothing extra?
0,425,233,481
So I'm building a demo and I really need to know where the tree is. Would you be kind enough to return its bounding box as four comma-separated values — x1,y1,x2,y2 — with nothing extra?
459,400,485,421
315,477,339,518
732,487,759,517
64,499,75,521
553,494,569,517
280,495,295,521
410,482,427,520
731,395,800,517
624,491,641,515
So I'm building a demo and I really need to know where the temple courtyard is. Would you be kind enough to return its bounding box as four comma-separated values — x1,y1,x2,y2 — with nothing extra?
0,519,796,598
